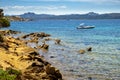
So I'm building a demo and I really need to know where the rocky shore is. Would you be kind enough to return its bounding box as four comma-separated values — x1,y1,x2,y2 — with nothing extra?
0,30,62,80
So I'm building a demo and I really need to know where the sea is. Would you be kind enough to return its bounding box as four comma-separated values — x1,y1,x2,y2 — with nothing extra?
5,19,120,80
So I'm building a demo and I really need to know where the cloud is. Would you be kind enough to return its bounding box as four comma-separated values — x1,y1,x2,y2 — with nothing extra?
2,5,66,10
1,5,67,15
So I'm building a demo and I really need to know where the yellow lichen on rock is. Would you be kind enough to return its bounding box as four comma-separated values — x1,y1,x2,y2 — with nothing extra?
0,30,62,80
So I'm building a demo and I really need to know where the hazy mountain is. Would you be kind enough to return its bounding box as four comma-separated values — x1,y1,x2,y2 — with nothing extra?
19,12,120,20
20,12,55,20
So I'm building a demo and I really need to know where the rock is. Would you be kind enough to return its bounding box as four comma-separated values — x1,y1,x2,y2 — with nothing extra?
21,32,50,39
45,64,62,79
21,34,29,39
48,75,58,80
45,65,56,75
31,61,44,67
50,56,56,58
40,73,48,79
36,45,42,49
0,30,21,35
0,34,4,42
19,55,32,61
55,69,62,79
79,49,85,54
0,30,62,80
22,74,34,79
55,39,61,44
41,43,49,50
28,38,39,43
19,46,38,55
38,32,51,38
6,36,25,45
0,43,9,50
6,30,21,34
88,77,92,80
87,47,92,51
34,56,44,63
28,51,39,56
44,38,52,41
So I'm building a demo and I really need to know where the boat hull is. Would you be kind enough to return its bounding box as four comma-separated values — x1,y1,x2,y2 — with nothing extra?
77,26,95,29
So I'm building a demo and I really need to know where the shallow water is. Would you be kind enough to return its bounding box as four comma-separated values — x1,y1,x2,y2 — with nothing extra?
5,19,120,80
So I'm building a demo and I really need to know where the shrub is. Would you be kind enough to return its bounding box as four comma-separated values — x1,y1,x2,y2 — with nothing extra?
7,68,21,75
0,18,10,27
0,68,21,80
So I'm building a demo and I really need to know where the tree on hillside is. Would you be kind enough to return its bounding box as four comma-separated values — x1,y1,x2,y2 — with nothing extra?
0,9,10,28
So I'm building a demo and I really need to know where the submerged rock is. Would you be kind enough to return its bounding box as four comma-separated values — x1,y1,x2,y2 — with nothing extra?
55,39,61,44
78,49,86,54
87,47,92,51
78,47,92,54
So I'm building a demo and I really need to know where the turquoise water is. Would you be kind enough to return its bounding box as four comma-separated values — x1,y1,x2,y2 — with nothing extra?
7,19,120,79
8,19,120,44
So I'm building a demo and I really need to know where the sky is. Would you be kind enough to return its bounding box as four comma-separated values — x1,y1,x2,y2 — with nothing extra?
0,0,120,15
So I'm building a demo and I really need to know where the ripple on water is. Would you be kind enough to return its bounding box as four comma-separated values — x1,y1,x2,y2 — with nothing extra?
39,40,120,80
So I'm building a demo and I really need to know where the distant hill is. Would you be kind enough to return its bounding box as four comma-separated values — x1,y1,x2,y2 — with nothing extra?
20,12,55,20
5,16,31,21
19,12,120,20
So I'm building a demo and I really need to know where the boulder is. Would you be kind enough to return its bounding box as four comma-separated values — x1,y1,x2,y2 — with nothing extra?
55,39,61,44
55,69,62,79
41,43,49,50
45,64,62,79
78,49,85,54
46,65,56,75
87,47,92,51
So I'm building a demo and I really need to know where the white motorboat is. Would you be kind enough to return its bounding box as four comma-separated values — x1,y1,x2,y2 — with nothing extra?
77,23,95,29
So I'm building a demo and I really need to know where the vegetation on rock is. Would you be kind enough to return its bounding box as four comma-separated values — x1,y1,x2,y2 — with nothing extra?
0,68,21,80
0,18,10,27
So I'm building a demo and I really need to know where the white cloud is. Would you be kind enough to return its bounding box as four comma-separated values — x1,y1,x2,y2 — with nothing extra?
2,5,66,10
1,5,67,15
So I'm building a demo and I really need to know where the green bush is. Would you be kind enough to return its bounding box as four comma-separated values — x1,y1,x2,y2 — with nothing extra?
0,18,10,27
7,68,21,75
0,68,21,80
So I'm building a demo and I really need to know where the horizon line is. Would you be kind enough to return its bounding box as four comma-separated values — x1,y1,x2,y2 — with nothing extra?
5,11,120,16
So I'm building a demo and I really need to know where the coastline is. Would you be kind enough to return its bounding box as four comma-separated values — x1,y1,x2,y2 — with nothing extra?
0,29,62,80
0,29,119,80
